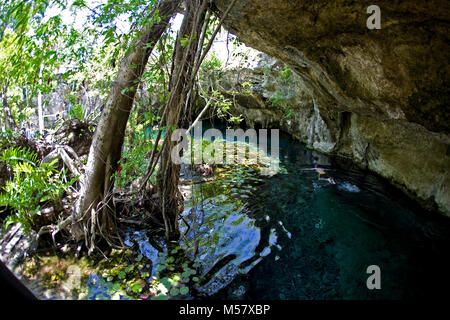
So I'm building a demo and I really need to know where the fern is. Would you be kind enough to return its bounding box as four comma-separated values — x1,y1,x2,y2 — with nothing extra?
69,103,87,121
0,147,39,166
0,147,76,234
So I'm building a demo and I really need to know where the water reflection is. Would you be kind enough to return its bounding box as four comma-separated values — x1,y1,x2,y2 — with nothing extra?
186,128,450,300
180,195,264,296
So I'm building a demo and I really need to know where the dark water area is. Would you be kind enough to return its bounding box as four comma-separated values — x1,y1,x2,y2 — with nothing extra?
68,125,450,300
182,127,450,300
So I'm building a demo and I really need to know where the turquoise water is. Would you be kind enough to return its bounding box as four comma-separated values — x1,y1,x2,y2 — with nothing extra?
179,129,450,300
78,126,449,300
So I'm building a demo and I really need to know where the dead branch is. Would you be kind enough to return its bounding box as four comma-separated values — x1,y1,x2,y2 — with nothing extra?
41,144,84,186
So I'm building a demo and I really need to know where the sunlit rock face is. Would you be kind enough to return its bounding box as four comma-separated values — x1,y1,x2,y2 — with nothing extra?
212,0,450,216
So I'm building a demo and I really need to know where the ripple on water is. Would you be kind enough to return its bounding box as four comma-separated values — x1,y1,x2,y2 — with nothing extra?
180,195,263,295
123,229,160,278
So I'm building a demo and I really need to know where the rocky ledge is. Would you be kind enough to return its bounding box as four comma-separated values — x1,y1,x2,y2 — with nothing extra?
212,0,450,216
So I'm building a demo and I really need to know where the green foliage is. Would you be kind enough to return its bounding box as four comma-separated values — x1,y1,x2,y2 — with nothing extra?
66,93,90,122
216,165,263,199
0,31,38,124
207,89,244,125
201,55,223,78
198,54,244,125
269,90,293,119
0,147,76,233
147,248,201,299
179,35,196,49
115,108,160,190
0,129,17,150
280,65,292,81
0,0,163,127
183,137,219,165
266,65,295,119
88,249,151,299
0,2,74,124
68,103,86,121
91,247,199,300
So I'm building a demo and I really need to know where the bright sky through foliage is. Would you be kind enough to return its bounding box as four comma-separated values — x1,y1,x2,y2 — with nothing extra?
43,1,184,35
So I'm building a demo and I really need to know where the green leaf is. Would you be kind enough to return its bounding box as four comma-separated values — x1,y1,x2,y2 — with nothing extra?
170,287,180,296
179,37,189,49
160,277,171,288
125,265,135,273
180,286,189,295
156,264,166,272
112,283,121,291
131,283,143,293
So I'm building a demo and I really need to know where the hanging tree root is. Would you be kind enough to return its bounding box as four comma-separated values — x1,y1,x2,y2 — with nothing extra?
36,195,126,255
38,146,153,252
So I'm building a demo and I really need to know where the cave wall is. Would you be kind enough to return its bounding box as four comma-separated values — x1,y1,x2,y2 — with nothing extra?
212,0,450,216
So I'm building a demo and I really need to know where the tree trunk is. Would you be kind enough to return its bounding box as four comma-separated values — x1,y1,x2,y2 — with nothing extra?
1,87,16,131
156,0,208,241
73,0,181,251
37,65,44,135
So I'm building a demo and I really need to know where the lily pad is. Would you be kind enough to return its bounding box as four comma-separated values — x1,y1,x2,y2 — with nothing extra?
170,287,180,296
131,283,143,293
112,283,121,291
180,286,189,295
